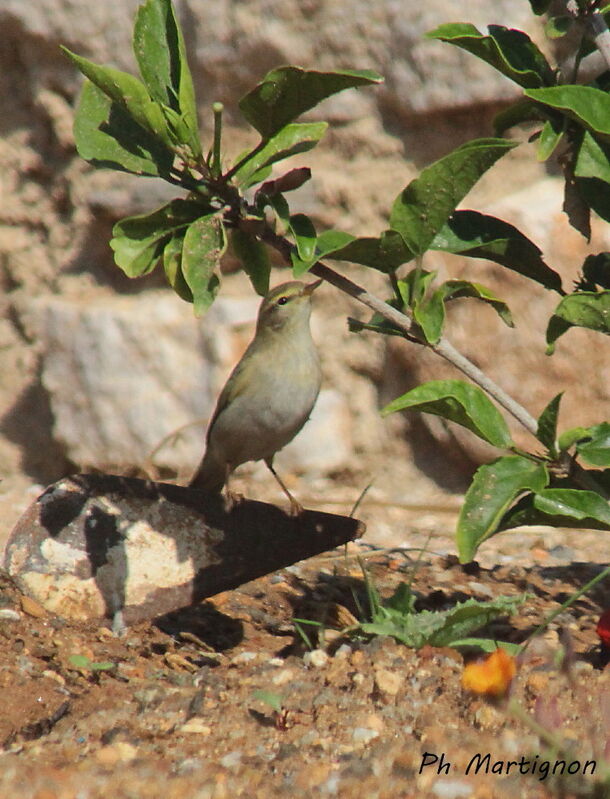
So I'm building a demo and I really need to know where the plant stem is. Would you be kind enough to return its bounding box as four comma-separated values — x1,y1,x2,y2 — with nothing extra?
519,563,610,655
211,102,224,179
588,11,610,71
433,338,538,435
223,138,268,183
261,225,539,436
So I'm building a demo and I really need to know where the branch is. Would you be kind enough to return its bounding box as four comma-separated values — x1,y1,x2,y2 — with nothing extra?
588,11,610,72
259,225,539,437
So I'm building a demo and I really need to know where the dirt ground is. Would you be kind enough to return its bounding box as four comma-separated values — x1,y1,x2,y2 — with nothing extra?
1,475,610,799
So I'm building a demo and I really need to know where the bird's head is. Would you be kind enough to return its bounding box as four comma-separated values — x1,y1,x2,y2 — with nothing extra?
256,280,322,335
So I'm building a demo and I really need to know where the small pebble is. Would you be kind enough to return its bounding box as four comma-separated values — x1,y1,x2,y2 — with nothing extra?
431,779,473,799
179,718,212,735
231,651,258,665
303,649,328,668
465,581,494,599
0,609,20,622
272,668,294,686
352,727,379,744
220,750,242,769
374,668,403,696
95,742,138,766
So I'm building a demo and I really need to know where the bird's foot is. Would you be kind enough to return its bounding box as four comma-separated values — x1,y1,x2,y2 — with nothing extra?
287,496,304,517
223,489,244,513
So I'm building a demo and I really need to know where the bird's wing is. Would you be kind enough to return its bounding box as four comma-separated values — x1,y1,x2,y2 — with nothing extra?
205,342,258,443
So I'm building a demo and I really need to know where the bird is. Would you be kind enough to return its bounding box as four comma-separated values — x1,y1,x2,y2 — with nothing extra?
189,279,322,513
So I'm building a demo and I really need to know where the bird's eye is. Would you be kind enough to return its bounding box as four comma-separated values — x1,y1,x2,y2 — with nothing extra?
277,296,289,306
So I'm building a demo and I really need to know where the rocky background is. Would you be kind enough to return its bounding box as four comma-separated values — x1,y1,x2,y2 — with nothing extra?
1,0,610,542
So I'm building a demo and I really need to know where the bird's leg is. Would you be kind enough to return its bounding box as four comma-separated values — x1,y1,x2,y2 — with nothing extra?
223,463,243,512
264,458,303,516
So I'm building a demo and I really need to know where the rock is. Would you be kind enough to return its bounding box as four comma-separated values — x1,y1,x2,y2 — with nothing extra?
4,473,364,626
19,595,46,618
374,668,403,697
352,727,379,744
303,649,329,668
27,291,244,474
27,290,352,478
1,0,534,117
95,741,138,766
431,779,474,799
179,718,212,736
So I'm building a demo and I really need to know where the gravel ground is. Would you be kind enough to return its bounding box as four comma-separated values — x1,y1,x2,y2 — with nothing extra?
1,469,610,799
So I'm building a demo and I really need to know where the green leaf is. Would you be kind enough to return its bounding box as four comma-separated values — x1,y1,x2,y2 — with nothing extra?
575,131,610,184
62,47,171,145
562,146,591,240
544,15,572,39
384,582,416,615
230,228,270,296
413,289,446,345
399,269,437,307
362,593,525,650
536,393,562,453
534,488,610,528
289,213,317,274
431,210,563,293
528,0,552,14
68,654,92,669
239,66,383,139
546,291,610,350
434,280,514,327
252,689,283,713
289,228,361,276
457,456,549,561
450,639,522,655
73,80,173,176
390,139,517,256
573,133,610,225
133,0,201,158
110,199,203,277
326,230,413,272
382,379,514,450
89,660,115,671
537,119,564,161
526,86,610,137
493,98,544,136
426,24,554,89
497,490,610,532
425,595,527,648
575,423,610,467
233,122,328,186
558,426,591,453
163,233,193,302
182,215,226,314
581,253,610,290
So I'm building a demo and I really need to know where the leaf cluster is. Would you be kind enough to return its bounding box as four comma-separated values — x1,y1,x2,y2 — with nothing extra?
357,572,524,654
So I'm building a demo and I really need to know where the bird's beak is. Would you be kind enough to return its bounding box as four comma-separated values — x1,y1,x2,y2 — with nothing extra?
303,279,323,296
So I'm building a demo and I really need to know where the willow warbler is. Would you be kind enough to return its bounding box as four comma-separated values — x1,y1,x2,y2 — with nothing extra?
189,280,322,513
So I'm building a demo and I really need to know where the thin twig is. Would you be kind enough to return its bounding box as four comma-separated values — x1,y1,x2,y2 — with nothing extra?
261,225,539,437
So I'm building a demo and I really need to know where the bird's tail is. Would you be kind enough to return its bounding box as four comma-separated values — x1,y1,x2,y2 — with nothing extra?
188,450,226,493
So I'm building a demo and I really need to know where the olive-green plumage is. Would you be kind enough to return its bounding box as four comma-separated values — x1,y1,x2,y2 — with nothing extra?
189,280,322,502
